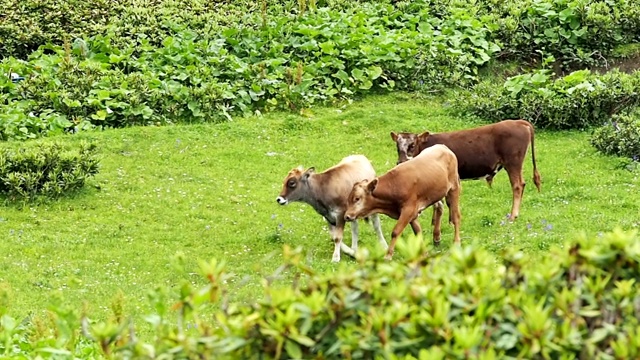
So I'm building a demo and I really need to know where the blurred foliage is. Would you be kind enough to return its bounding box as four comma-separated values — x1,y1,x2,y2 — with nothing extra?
2,229,640,358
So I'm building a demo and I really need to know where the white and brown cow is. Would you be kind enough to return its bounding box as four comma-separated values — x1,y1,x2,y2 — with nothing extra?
276,155,388,262
344,144,461,260
391,119,541,221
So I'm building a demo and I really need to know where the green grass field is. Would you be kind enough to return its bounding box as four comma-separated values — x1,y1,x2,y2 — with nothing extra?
1,92,638,328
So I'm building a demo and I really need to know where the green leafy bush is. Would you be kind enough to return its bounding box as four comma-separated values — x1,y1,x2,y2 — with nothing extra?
2,230,640,358
476,0,640,69
1,2,498,139
0,141,99,201
454,69,640,129
591,111,640,161
0,0,399,60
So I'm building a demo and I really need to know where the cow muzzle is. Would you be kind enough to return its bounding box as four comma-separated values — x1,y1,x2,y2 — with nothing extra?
276,196,288,205
344,213,356,222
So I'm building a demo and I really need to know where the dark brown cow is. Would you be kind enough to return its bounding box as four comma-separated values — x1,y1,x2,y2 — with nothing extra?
276,155,388,262
344,144,461,260
391,119,541,221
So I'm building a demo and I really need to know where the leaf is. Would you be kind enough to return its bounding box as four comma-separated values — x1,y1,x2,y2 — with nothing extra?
289,334,315,347
91,110,107,121
367,66,383,80
285,339,302,359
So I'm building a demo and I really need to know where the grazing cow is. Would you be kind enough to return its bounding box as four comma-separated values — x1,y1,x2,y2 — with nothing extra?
391,119,541,221
344,144,461,260
276,155,388,262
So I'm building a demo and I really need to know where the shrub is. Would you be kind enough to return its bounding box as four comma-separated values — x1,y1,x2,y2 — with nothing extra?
0,0,399,60
591,111,640,160
454,69,640,129
2,230,640,358
0,141,99,202
476,0,640,69
0,2,499,139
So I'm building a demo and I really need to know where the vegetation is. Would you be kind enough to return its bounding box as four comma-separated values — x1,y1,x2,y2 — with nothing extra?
453,68,640,130
0,1,498,140
591,111,640,161
0,0,639,357
2,224,639,358
0,141,99,202
0,96,638,352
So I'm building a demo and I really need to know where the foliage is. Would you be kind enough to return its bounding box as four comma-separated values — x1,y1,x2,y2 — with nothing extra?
0,141,99,202
591,111,640,160
475,0,640,69
0,2,498,139
454,68,640,129
1,96,638,339
1,228,640,358
0,0,402,60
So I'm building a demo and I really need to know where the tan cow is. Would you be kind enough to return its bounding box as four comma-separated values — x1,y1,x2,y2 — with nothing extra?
344,144,461,260
276,155,388,262
391,119,541,221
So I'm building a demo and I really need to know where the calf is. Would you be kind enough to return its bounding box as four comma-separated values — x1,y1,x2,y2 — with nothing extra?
391,119,541,221
344,144,461,260
276,155,388,262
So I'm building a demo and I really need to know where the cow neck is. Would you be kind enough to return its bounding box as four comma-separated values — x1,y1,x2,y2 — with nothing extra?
367,182,399,218
304,174,335,224
420,134,443,152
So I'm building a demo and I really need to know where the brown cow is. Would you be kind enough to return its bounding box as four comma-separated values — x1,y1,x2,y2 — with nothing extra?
391,119,541,221
276,155,388,262
344,144,461,260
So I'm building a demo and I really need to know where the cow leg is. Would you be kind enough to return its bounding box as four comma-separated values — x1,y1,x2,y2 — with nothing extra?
330,220,354,262
409,219,422,235
446,188,462,246
350,220,359,253
505,165,525,221
386,208,416,260
370,213,389,251
432,201,444,246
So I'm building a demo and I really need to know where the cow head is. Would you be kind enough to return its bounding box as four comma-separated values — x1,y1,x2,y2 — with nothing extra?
391,131,433,164
391,131,419,164
344,178,378,221
276,166,315,205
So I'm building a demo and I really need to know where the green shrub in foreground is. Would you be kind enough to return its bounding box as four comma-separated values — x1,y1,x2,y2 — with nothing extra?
0,141,99,202
2,229,640,359
591,111,640,161
454,69,640,130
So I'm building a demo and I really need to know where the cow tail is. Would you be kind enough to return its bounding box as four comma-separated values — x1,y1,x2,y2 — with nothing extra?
528,121,542,192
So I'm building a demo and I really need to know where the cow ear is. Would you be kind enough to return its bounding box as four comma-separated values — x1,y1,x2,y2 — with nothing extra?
367,178,378,193
302,167,315,181
390,132,397,141
417,131,430,141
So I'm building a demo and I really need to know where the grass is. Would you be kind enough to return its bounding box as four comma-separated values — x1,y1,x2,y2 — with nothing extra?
0,92,638,332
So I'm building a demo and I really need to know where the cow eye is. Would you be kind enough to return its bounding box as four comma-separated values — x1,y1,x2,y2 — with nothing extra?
354,197,360,202
287,179,296,188
408,144,414,151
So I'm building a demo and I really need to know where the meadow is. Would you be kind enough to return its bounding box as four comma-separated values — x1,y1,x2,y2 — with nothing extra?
1,92,637,329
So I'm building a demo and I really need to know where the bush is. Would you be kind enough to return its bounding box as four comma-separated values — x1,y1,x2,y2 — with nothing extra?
0,0,400,60
591,111,640,161
454,68,640,129
0,2,499,139
0,141,99,201
476,0,640,69
1,230,639,358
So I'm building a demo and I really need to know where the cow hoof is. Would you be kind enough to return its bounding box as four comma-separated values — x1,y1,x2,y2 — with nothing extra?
433,240,441,247
384,253,393,261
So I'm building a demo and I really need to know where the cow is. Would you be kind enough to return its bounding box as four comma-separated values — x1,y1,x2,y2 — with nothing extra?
391,119,541,221
276,155,388,262
344,144,461,260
